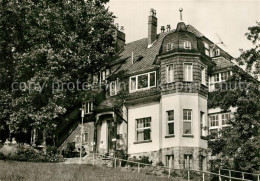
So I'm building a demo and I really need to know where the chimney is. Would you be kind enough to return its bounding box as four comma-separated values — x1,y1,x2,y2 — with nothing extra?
114,24,125,52
166,24,171,32
161,26,165,33
148,8,157,46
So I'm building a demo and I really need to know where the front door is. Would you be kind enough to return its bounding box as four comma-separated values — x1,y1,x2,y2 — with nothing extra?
107,119,117,153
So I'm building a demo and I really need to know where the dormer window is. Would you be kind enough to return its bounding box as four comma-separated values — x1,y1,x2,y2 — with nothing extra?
215,49,220,56
184,41,191,49
83,101,93,114
130,71,156,92
166,43,174,51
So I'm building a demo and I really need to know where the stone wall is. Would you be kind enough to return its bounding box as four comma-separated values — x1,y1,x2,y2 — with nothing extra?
129,146,208,171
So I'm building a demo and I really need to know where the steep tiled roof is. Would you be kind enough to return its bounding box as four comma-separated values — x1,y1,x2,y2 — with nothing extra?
212,57,234,71
110,25,207,78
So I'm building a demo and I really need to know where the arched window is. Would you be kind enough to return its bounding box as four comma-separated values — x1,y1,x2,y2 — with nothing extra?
184,41,191,49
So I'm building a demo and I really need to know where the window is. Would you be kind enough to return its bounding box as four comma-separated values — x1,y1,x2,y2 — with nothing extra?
214,74,219,82
84,132,89,143
222,113,230,126
204,42,210,56
83,101,93,114
215,49,220,56
184,155,192,169
184,63,193,81
130,77,136,91
136,117,151,141
150,72,156,87
110,81,117,96
130,72,156,92
183,109,192,135
166,155,174,168
201,66,206,85
200,112,206,137
221,72,230,81
184,41,191,49
210,114,219,127
166,43,174,51
167,110,174,135
166,64,174,83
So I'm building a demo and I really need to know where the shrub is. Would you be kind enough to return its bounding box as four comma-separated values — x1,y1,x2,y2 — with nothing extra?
0,146,65,163
156,161,164,166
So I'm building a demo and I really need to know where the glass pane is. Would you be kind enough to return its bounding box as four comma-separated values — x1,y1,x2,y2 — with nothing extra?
168,110,174,120
144,129,151,140
150,72,156,86
168,122,174,135
138,74,148,89
183,122,191,134
167,65,174,82
137,130,144,141
131,77,136,91
110,82,116,96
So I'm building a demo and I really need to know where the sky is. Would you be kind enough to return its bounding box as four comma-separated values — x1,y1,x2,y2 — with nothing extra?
107,0,260,58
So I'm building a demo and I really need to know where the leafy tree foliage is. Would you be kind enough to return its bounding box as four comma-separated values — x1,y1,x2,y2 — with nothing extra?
208,22,260,173
237,21,260,79
0,0,116,142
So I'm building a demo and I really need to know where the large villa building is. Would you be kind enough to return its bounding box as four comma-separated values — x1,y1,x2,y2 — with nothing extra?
56,9,236,171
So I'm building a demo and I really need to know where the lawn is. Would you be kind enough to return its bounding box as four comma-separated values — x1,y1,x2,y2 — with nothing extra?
0,160,182,181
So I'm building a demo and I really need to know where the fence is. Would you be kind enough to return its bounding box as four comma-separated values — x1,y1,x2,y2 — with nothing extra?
89,152,259,181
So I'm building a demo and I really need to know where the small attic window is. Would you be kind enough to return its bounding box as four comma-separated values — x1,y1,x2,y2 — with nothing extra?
167,43,174,51
135,55,143,62
215,49,220,56
184,41,191,49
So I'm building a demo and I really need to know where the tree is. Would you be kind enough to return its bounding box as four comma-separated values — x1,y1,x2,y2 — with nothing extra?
0,0,116,145
208,22,260,173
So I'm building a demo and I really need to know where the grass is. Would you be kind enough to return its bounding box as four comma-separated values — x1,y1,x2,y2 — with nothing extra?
0,160,182,181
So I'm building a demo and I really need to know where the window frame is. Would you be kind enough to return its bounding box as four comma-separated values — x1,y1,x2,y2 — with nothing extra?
167,110,174,135
166,43,174,51
110,81,117,96
136,117,152,142
184,41,191,49
201,66,206,85
204,42,210,56
209,114,219,128
183,109,192,135
221,113,230,126
83,101,93,114
183,63,193,82
166,64,174,83
129,71,156,93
